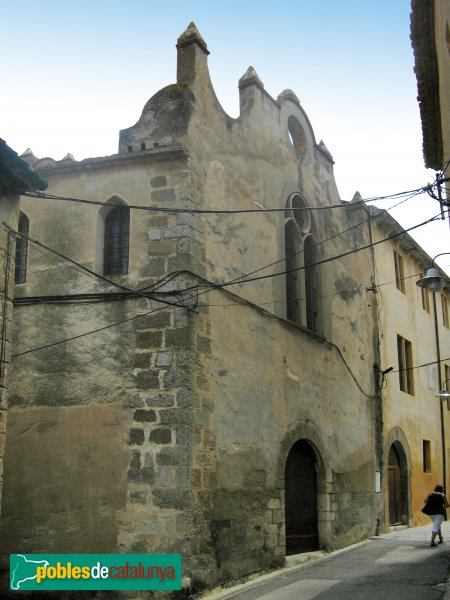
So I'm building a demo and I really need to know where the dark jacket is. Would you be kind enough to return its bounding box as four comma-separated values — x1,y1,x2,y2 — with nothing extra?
425,492,446,516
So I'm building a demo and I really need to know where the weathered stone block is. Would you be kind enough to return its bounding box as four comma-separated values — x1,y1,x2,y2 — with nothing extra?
176,424,200,445
267,498,281,510
156,446,190,466
163,224,192,240
127,466,155,484
135,370,160,390
123,395,145,409
130,450,141,469
147,239,176,256
158,466,175,487
146,393,175,407
147,215,169,227
168,253,196,272
156,352,172,367
133,352,152,369
149,428,172,444
134,409,157,423
166,327,193,348
151,188,176,202
148,228,162,240
129,428,145,445
135,331,163,349
272,509,283,524
135,312,171,330
176,235,204,257
179,212,205,232
159,408,192,425
140,258,165,278
163,368,192,388
150,176,167,188
153,489,188,510
176,388,195,409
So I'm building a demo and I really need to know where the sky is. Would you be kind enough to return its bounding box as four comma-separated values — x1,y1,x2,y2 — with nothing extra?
2,0,449,272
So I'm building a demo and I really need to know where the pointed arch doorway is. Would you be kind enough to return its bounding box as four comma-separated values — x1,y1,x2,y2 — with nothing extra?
284,439,319,554
388,442,408,525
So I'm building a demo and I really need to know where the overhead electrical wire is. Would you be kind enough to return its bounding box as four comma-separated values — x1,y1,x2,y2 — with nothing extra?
11,208,445,308
160,211,445,295
391,356,450,374
10,209,445,358
22,183,435,215
9,195,448,399
3,223,192,312
14,197,430,308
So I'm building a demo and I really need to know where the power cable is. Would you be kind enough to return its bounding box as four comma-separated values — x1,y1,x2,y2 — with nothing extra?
10,201,447,401
163,211,445,295
390,356,450,374
4,223,191,312
23,184,432,215
11,210,444,357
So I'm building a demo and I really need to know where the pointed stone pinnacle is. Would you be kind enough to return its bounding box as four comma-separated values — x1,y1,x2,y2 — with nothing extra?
319,140,334,161
238,66,264,88
177,22,209,54
352,191,363,203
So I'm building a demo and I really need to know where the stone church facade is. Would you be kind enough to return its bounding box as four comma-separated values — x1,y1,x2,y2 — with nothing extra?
1,24,382,595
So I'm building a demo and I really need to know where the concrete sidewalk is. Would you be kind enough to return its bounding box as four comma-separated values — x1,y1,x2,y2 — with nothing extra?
197,523,450,600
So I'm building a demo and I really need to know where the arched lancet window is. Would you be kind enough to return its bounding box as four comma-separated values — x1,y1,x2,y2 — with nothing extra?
15,211,29,284
284,194,320,332
97,198,130,276
104,205,130,275
285,221,300,323
304,236,318,331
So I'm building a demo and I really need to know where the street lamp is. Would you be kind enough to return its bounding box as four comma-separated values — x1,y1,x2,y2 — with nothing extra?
416,267,444,294
416,254,450,491
436,380,450,413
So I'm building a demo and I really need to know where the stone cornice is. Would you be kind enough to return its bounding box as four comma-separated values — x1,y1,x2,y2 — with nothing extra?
33,145,189,176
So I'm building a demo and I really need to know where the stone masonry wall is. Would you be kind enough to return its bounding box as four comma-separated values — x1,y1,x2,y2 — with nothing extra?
0,197,19,517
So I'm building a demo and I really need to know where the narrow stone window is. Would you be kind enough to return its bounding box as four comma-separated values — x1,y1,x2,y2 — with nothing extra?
394,249,405,294
420,273,430,313
140,142,146,151
285,222,300,323
104,205,130,275
445,365,450,393
397,334,414,395
304,236,318,332
447,21,450,56
423,440,431,473
15,211,29,284
127,145,133,153
284,194,320,332
442,294,449,329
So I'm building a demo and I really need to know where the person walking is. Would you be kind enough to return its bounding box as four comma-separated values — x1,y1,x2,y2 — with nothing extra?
423,484,449,546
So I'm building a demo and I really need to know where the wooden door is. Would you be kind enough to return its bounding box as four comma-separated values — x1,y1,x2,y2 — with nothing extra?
388,446,402,525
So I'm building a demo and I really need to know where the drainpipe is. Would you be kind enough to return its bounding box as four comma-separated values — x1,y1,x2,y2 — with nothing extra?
368,207,385,531
432,293,446,492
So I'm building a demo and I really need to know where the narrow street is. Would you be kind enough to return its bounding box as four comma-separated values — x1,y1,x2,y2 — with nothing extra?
198,524,450,600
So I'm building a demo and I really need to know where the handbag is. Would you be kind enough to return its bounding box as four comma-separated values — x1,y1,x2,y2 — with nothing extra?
421,502,433,515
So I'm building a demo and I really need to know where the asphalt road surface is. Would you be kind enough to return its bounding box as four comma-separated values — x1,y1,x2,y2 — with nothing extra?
200,524,450,600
